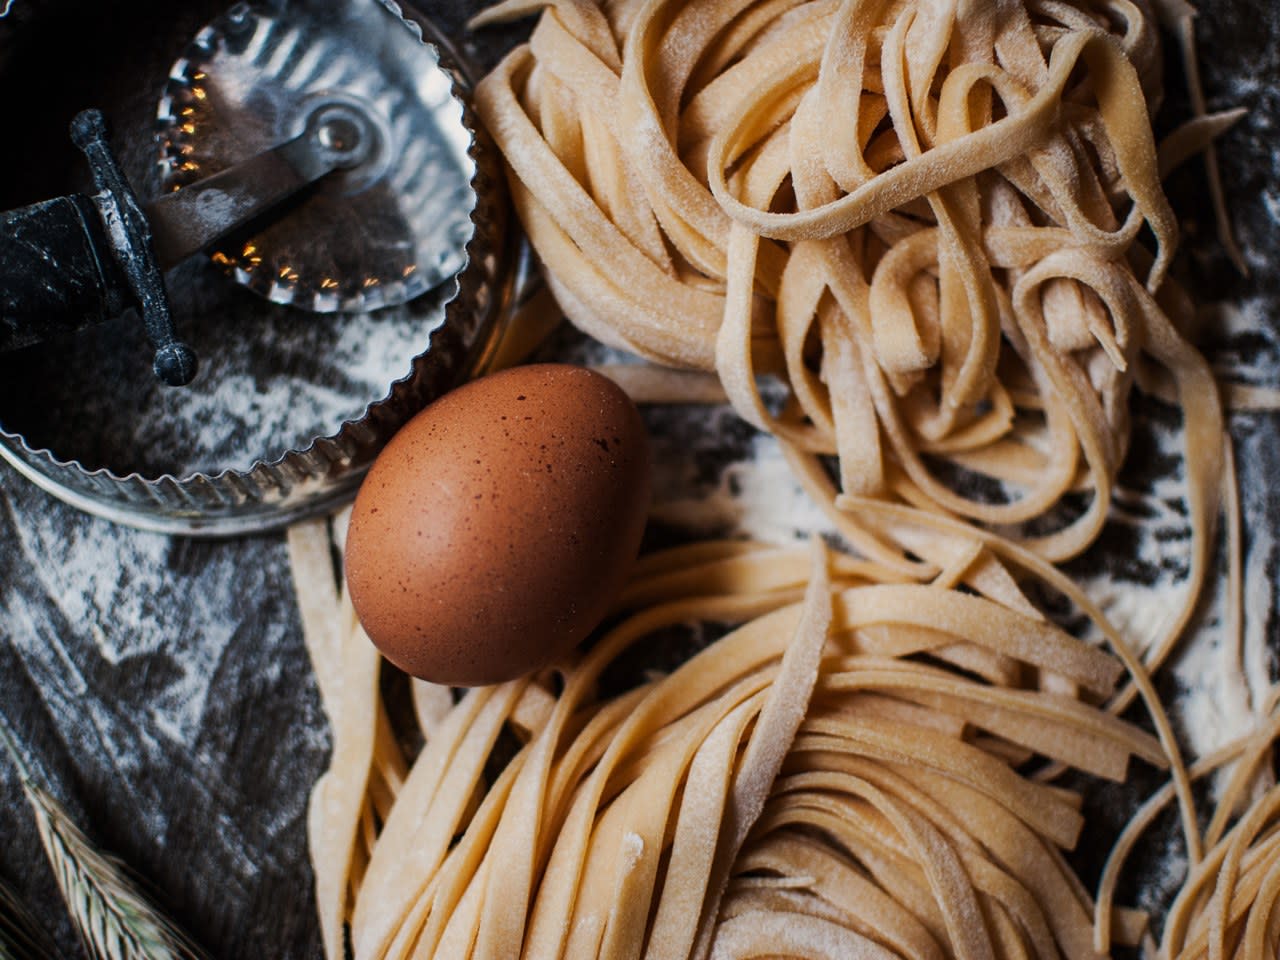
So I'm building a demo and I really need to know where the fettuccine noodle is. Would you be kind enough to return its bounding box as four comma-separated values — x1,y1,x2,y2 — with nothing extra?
293,528,1174,959
470,0,1219,566
469,0,1226,819
282,0,1257,955
1094,686,1280,960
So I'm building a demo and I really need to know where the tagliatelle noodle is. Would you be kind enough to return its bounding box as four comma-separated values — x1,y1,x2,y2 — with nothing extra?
470,0,1225,748
1092,685,1280,957
1149,0,1247,275
473,0,1187,512
287,518,408,960
283,3,1247,947
738,412,1203,859
289,526,1185,959
829,488,1204,857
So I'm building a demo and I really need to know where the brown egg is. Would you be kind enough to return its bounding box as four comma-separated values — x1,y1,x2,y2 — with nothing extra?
344,364,651,685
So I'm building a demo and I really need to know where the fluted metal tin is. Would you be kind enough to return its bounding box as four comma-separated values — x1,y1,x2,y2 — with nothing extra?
0,0,521,536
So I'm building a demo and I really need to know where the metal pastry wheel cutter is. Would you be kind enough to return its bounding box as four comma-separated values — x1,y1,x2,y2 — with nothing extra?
0,0,518,535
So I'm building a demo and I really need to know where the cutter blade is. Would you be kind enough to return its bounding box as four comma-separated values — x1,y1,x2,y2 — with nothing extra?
156,0,475,313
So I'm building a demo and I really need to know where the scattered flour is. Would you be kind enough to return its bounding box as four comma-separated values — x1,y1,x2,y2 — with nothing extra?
0,284,450,477
620,832,645,873
1242,521,1277,714
651,431,832,546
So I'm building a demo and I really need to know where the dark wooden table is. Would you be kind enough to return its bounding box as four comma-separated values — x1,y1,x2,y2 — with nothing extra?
2,2,1278,957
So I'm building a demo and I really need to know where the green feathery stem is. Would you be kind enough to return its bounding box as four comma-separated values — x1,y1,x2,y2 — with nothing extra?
0,718,208,960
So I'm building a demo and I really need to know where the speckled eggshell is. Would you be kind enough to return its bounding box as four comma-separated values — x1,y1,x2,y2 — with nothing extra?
344,363,651,686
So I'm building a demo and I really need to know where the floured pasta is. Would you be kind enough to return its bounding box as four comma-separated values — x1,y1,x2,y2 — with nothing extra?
281,0,1257,955
1162,777,1280,960
288,517,408,960
1093,687,1280,960
470,0,1224,685
464,0,1241,926
292,529,1172,959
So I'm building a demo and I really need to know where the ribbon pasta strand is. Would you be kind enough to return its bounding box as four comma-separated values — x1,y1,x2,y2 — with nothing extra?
294,536,1173,959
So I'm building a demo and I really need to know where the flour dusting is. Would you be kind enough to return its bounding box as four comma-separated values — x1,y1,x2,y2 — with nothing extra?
0,282,450,477
1242,520,1277,714
651,431,832,545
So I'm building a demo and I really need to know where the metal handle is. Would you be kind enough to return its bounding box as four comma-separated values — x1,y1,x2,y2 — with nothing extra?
0,111,197,385
71,110,198,386
0,104,377,384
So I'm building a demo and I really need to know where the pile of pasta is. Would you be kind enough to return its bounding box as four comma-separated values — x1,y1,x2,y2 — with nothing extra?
1163,773,1280,960
470,0,1226,682
291,524,1179,959
1082,680,1280,960
473,0,1218,555
281,0,1269,955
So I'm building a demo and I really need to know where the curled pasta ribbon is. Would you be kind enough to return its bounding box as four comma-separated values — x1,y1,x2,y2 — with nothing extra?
288,517,410,960
295,536,1169,959
1096,687,1280,960
472,0,1215,572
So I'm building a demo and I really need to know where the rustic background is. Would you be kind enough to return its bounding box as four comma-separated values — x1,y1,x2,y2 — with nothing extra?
1,1,1277,957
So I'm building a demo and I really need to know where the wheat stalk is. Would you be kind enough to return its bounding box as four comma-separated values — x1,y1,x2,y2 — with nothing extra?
0,719,208,960
0,878,58,960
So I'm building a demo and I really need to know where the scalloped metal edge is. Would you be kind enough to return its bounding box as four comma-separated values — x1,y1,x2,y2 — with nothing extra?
0,1,517,538
155,3,474,314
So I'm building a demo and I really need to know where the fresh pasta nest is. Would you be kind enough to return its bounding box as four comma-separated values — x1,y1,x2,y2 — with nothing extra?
471,0,1220,572
292,530,1172,960
1163,777,1280,960
283,0,1259,956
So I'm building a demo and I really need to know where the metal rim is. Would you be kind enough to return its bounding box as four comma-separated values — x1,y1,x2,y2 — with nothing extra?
0,1,520,538
156,0,478,313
